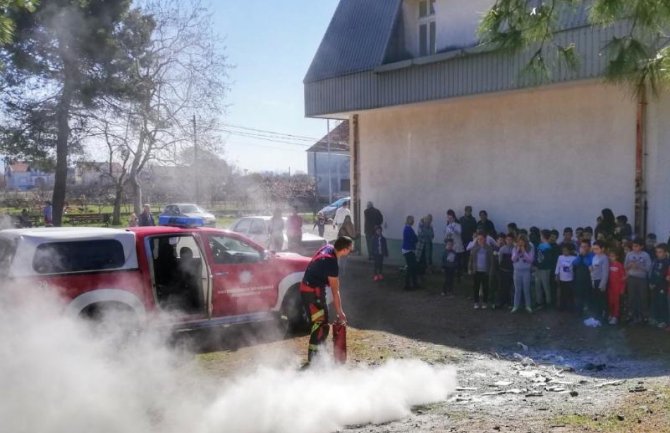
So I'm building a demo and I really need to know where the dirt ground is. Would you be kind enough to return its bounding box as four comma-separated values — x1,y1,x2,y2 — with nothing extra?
193,258,670,433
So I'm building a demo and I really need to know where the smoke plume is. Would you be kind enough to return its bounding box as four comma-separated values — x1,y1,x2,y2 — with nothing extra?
0,286,457,433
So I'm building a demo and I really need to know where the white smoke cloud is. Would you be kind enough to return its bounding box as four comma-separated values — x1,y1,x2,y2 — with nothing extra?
0,287,457,433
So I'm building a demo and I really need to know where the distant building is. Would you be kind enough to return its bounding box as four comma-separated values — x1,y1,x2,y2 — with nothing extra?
74,161,123,186
3,162,55,191
306,121,350,201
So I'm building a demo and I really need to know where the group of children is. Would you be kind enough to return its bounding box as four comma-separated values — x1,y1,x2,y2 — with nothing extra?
450,225,670,329
368,218,670,330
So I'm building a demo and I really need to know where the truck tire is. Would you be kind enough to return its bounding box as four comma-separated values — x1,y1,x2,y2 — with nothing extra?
79,302,140,336
281,285,310,334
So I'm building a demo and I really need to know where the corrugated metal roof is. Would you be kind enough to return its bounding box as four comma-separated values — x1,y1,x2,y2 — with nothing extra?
305,21,632,116
305,0,594,86
304,0,403,83
304,0,631,117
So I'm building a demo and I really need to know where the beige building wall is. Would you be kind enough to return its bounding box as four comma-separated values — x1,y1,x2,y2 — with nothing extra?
646,93,670,243
356,82,639,259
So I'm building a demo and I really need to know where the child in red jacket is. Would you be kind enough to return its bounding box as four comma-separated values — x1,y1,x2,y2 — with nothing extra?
607,249,626,325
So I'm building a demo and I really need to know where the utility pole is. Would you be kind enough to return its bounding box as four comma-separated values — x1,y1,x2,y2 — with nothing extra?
327,119,333,203
193,114,200,204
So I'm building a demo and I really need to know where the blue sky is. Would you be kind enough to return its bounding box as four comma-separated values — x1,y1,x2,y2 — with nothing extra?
210,1,339,174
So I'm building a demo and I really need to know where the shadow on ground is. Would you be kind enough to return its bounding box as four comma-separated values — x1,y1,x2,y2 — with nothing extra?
339,256,670,380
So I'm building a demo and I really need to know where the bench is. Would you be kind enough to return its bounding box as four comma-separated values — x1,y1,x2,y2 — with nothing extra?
8,214,42,228
65,213,111,227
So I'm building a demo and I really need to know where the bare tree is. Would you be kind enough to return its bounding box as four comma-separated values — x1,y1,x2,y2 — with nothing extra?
120,0,229,214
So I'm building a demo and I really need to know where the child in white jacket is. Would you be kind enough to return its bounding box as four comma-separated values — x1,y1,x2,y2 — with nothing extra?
555,243,576,311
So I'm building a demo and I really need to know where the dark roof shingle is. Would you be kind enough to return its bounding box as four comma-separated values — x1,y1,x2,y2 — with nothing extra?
304,0,403,83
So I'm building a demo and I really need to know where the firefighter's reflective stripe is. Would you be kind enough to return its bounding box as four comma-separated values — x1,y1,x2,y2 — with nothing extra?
303,293,329,362
311,309,324,322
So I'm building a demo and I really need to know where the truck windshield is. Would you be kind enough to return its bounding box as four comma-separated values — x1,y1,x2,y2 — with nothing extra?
0,238,17,278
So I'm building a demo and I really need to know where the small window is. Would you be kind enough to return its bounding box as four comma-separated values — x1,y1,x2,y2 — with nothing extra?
0,238,17,278
419,0,435,18
233,219,252,234
419,0,437,56
32,240,126,274
250,220,266,235
163,205,180,216
429,21,436,54
208,235,261,265
419,24,428,56
175,236,201,259
180,204,200,213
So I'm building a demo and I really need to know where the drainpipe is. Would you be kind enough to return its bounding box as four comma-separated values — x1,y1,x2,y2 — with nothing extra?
313,150,318,209
634,86,648,237
351,115,361,253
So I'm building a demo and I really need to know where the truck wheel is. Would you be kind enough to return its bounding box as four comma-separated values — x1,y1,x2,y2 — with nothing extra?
282,285,309,335
79,302,140,336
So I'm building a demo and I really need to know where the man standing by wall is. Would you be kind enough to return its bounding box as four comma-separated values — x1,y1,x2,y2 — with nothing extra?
300,236,353,365
477,210,497,238
363,201,383,260
460,206,477,278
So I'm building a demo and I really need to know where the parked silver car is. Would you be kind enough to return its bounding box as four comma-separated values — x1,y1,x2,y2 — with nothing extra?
161,203,217,227
230,216,327,256
318,196,350,220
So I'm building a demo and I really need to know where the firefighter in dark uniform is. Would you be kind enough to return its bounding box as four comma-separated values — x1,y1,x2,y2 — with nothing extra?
300,236,353,364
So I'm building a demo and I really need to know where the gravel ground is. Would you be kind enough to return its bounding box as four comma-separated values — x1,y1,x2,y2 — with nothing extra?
194,258,670,432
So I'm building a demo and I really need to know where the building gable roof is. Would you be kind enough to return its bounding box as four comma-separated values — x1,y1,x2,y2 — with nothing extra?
305,1,630,117
9,162,30,173
304,0,403,83
307,121,350,153
306,0,593,85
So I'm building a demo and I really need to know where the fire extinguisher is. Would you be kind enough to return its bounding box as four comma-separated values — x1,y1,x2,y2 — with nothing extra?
332,320,347,364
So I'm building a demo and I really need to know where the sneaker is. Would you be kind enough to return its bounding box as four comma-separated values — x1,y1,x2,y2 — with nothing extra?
372,275,379,281
474,303,480,310
657,322,667,329
526,307,533,314
609,317,618,325
378,274,384,281
511,307,519,314
481,304,488,310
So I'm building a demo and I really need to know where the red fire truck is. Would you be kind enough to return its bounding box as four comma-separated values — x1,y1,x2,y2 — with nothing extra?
0,224,315,331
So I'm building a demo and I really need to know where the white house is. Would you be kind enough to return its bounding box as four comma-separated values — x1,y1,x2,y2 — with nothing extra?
304,0,670,262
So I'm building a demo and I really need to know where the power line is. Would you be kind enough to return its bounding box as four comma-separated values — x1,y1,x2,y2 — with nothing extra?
222,123,321,142
211,127,314,147
225,141,308,151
